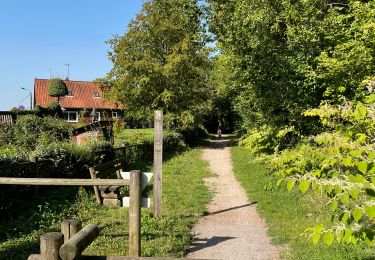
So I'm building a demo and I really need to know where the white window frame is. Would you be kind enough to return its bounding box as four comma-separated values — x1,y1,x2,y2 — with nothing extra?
63,111,78,122
112,112,118,118
67,91,73,97
95,112,101,121
93,92,100,98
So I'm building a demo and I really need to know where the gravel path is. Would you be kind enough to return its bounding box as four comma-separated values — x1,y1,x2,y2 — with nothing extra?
187,137,280,260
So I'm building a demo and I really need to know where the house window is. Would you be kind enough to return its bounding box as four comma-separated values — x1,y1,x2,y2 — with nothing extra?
63,111,78,122
67,91,73,96
93,92,100,97
95,112,101,121
112,112,118,118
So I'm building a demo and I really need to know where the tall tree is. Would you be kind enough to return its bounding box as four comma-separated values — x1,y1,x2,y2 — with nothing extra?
104,0,211,129
208,0,375,136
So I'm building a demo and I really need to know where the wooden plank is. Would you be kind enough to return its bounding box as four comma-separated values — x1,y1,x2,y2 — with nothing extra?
153,110,163,218
94,159,122,172
0,177,130,186
129,170,141,257
40,232,64,260
60,224,99,260
95,167,122,179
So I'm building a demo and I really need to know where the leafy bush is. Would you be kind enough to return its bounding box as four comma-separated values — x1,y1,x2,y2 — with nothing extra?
114,128,185,162
272,88,375,245
31,140,111,178
12,115,72,150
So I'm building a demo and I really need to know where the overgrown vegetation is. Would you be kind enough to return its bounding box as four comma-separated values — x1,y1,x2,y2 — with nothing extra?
0,149,212,259
231,146,375,259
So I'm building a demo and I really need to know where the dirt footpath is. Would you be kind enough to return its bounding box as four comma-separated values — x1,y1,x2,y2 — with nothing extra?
187,137,280,260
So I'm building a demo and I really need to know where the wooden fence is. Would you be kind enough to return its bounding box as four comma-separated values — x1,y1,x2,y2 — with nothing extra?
0,170,142,258
0,111,15,124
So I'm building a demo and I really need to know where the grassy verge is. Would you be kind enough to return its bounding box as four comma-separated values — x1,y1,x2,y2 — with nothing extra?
0,149,211,259
231,146,375,260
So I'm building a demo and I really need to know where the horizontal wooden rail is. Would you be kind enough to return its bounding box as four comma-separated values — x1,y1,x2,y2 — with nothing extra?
0,177,130,186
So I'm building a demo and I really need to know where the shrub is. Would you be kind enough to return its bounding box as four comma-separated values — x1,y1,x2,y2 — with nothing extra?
12,115,72,150
272,88,375,245
48,78,68,97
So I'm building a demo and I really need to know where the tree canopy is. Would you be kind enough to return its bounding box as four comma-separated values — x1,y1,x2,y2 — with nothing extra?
104,0,212,130
48,78,68,103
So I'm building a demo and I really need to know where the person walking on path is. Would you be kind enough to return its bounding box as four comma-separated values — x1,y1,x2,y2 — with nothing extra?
187,136,280,260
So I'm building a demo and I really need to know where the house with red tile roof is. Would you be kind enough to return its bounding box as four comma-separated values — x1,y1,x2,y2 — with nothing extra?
34,78,122,123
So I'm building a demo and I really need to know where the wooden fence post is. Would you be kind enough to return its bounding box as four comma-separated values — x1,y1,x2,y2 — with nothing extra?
61,219,82,243
129,170,141,257
153,110,163,218
40,232,64,260
30,156,39,194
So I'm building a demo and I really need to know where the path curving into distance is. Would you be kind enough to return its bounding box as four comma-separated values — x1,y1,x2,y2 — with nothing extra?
187,136,280,260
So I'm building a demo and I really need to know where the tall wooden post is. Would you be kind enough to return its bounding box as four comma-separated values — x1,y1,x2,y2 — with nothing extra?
129,170,141,257
153,110,163,218
30,156,39,194
40,232,63,260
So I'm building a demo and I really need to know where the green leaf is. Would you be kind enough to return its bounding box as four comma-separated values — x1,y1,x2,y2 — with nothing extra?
365,94,375,104
348,188,360,200
342,157,354,167
312,232,321,245
339,194,350,206
325,185,333,194
312,182,320,191
350,149,363,158
352,208,364,222
365,206,375,218
368,167,375,175
368,151,375,161
330,200,338,211
324,232,335,246
341,212,349,224
287,179,295,192
343,229,353,243
372,177,375,184
355,174,366,183
334,186,342,194
357,162,368,174
276,178,284,187
298,180,310,193
355,103,367,120
313,170,321,177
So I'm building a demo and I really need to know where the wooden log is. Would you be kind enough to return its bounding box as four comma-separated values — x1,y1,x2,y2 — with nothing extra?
59,224,99,260
0,177,130,186
129,170,141,257
153,110,163,218
40,232,64,260
27,254,41,260
61,219,82,243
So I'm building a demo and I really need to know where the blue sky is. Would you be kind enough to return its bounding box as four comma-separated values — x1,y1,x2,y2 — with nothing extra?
0,0,143,110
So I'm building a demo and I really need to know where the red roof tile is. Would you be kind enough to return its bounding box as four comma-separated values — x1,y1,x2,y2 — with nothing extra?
34,79,118,109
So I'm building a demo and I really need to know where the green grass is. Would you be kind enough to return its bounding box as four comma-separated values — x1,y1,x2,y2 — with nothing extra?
231,146,375,260
0,149,212,259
